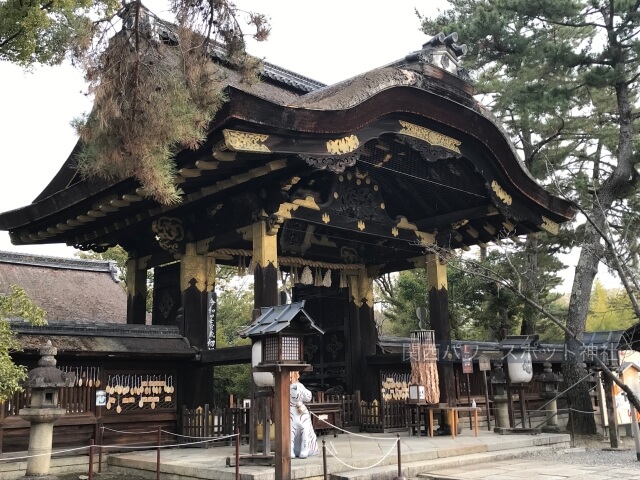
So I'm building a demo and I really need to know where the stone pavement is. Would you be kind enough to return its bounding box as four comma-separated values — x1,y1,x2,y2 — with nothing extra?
7,431,640,479
416,456,640,480
105,430,572,480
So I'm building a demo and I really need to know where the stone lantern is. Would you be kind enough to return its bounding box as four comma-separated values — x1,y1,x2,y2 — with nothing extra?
18,340,75,480
535,362,563,432
490,362,509,429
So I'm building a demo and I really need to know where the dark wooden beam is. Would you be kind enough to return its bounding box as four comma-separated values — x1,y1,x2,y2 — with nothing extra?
200,345,251,365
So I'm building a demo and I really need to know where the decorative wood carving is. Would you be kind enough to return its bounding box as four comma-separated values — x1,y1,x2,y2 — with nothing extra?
151,216,184,252
540,216,559,235
222,129,270,153
404,137,461,162
328,171,392,225
299,152,359,173
326,135,360,155
490,181,513,206
398,120,461,154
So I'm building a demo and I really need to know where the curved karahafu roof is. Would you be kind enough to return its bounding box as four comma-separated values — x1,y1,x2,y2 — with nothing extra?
0,33,575,271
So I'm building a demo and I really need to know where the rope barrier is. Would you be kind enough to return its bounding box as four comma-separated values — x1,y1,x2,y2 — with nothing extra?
0,445,90,462
101,426,159,435
326,438,399,470
98,437,229,450
211,248,364,270
0,433,240,462
308,411,397,441
160,430,237,441
565,407,598,415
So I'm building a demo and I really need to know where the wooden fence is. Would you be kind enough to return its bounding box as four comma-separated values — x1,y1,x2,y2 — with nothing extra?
359,399,409,432
323,392,359,428
181,405,250,447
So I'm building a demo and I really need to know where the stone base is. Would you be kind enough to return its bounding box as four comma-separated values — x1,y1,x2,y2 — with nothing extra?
17,476,59,480
494,427,542,435
541,425,561,433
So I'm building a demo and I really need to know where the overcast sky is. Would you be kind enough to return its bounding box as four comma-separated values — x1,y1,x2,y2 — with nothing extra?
0,0,620,291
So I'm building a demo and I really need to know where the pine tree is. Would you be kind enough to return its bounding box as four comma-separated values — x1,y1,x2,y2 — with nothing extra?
422,0,640,433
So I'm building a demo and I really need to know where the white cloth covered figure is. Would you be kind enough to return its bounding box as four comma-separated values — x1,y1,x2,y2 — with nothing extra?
289,380,318,458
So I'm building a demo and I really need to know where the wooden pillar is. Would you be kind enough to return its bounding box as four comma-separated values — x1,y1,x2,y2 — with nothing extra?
426,253,456,407
180,243,216,408
348,269,377,400
126,258,147,325
274,368,292,480
252,218,279,310
250,218,280,459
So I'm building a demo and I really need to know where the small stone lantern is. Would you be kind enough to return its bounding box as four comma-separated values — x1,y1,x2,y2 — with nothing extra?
18,340,75,480
535,362,563,432
490,362,509,429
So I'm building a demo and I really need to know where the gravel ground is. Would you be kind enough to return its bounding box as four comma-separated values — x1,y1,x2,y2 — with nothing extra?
521,434,640,468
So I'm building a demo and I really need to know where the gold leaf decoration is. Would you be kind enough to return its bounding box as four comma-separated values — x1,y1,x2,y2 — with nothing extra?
398,120,461,153
223,129,270,152
326,135,360,155
491,180,513,205
540,216,559,235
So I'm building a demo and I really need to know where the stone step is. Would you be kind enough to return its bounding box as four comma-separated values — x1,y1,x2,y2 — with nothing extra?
331,445,565,480
105,437,570,480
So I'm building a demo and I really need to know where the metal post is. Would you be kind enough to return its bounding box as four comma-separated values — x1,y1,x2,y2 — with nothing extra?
466,373,472,429
88,439,94,480
322,440,327,480
392,433,406,480
483,370,491,430
235,428,240,480
567,398,575,448
156,426,161,480
629,405,640,461
98,425,103,473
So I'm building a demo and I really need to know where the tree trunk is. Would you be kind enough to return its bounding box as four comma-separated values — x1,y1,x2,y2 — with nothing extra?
563,221,601,435
602,373,620,448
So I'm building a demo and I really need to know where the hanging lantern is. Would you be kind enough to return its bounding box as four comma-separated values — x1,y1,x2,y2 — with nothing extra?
507,350,533,383
251,340,275,387
500,335,538,384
